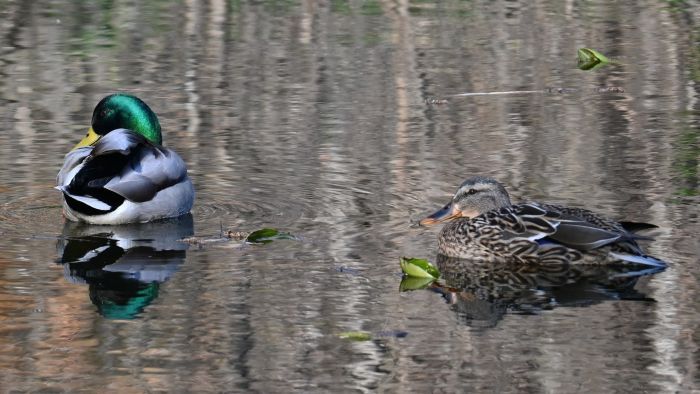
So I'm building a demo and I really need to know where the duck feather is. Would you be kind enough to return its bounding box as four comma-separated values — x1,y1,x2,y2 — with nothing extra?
67,129,187,204
58,128,193,223
423,176,667,266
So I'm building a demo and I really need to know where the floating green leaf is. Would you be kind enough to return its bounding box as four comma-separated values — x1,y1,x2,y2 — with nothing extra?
578,47,610,63
399,257,440,279
245,228,296,244
399,275,436,291
577,48,611,71
338,331,372,341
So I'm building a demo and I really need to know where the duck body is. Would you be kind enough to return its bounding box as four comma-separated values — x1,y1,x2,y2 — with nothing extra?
421,177,666,267
56,94,194,225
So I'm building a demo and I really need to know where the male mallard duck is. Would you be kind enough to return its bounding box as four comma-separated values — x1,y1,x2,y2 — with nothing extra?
419,176,666,267
56,94,194,224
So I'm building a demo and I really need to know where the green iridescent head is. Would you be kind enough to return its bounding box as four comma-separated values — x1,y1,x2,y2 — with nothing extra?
74,94,162,149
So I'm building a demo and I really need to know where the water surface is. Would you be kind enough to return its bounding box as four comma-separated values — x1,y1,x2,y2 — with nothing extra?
0,0,699,392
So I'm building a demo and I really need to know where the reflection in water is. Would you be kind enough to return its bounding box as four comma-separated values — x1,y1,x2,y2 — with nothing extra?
56,214,193,319
0,0,698,391
411,255,666,329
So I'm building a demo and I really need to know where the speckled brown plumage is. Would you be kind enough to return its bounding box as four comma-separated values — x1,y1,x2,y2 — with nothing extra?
422,177,666,267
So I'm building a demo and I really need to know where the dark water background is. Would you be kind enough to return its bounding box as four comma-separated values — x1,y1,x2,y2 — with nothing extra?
1,0,699,392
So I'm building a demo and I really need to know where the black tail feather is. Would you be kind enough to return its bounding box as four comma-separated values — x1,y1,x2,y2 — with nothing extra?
618,221,659,233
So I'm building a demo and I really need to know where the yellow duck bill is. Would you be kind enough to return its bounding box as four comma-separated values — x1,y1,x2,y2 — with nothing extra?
72,127,101,150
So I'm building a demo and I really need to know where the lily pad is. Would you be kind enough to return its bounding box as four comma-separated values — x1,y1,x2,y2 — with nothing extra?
338,331,372,341
399,275,436,291
399,257,440,279
577,47,611,71
245,228,296,244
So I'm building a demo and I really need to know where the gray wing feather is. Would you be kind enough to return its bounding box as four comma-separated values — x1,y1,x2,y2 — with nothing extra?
505,203,627,251
548,221,622,250
62,193,112,211
102,140,188,203
57,147,91,186
90,128,146,156
105,177,160,203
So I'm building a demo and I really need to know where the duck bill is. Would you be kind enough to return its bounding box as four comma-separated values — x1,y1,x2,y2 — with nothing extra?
72,127,100,150
419,202,461,226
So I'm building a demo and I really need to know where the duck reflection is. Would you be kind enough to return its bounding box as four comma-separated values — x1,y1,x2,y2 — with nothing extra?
56,214,194,319
409,255,665,329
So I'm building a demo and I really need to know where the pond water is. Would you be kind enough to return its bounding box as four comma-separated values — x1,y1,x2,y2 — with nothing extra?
1,0,699,392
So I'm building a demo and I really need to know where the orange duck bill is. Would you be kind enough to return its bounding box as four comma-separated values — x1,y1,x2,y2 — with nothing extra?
419,202,463,226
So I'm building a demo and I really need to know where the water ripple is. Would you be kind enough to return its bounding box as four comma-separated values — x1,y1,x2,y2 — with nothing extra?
0,191,63,236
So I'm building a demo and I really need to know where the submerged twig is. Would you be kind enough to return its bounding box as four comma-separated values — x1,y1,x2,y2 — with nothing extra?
452,90,543,97
425,98,450,104
225,230,249,240
179,236,230,246
178,229,250,247
425,86,624,105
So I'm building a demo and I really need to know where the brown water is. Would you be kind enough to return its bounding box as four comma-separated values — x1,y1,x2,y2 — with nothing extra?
1,0,699,392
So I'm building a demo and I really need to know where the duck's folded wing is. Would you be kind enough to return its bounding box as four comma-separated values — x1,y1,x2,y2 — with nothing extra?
546,221,623,250
98,131,189,203
57,147,91,186
57,147,117,212
494,204,559,241
103,153,188,203
503,204,625,251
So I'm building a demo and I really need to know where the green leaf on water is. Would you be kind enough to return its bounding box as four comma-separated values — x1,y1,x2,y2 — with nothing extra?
578,47,610,63
245,228,296,244
338,331,372,341
399,275,436,291
577,47,611,71
399,257,440,279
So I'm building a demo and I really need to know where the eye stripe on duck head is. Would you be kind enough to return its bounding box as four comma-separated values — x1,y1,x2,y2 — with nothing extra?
454,177,509,199
451,176,513,216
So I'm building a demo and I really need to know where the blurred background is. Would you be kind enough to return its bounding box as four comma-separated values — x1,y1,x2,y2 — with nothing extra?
0,0,699,392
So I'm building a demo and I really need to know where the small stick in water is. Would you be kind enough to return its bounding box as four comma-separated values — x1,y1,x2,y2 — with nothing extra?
425,86,624,104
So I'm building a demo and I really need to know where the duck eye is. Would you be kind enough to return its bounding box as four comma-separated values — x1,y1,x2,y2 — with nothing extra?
467,188,478,195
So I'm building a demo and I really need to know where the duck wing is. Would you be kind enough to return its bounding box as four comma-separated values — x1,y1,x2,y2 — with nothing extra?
499,204,635,251
475,204,665,267
546,220,624,250
100,130,188,203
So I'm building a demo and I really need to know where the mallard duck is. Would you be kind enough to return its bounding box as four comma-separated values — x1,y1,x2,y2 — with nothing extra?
419,176,666,267
56,94,194,224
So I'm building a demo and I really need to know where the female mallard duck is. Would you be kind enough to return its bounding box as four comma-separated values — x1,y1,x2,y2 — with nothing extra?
56,94,194,224
419,176,666,267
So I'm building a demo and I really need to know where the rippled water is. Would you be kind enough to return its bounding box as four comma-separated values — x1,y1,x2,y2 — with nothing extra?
1,0,699,392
